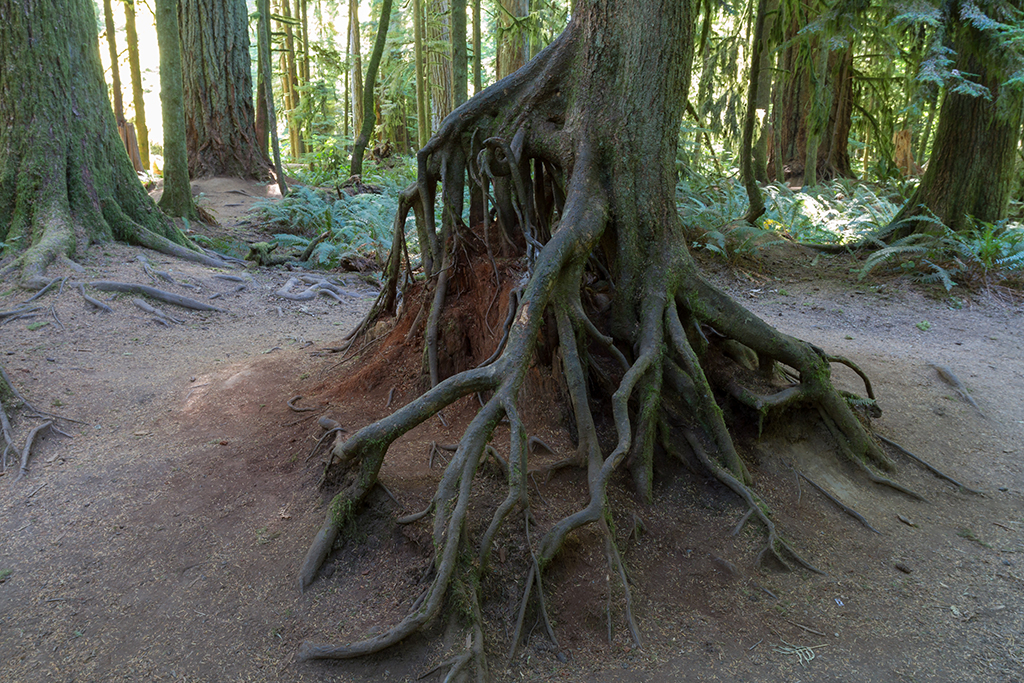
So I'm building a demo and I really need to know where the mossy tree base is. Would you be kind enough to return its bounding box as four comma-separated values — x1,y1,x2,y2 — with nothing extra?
0,0,210,290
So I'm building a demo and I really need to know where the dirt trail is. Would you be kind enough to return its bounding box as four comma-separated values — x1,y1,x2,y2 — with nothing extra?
1,180,1022,682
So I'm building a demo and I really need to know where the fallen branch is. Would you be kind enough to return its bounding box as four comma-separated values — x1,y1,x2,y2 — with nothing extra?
288,396,315,412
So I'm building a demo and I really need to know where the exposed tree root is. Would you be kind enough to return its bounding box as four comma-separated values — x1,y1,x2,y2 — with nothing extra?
87,282,228,312
295,7,966,679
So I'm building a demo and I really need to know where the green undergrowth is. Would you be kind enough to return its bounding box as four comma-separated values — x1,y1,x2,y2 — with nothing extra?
250,158,418,269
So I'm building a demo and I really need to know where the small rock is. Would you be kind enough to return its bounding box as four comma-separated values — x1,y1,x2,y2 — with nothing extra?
897,514,918,528
895,562,913,574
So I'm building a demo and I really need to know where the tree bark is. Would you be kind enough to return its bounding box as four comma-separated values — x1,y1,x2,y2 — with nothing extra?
495,0,528,80
740,0,769,222
889,48,1023,236
177,0,271,178
768,22,854,184
451,0,467,108
156,0,199,220
257,0,289,197
349,0,363,137
123,0,150,170
414,0,430,148
427,0,453,126
103,0,126,122
0,0,196,289
350,0,394,177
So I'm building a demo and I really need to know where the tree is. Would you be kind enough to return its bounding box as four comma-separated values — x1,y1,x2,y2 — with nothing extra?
888,1,1024,237
768,10,855,185
177,0,271,178
156,0,200,220
296,0,913,677
496,0,529,80
349,0,394,177
124,0,151,170
0,0,213,289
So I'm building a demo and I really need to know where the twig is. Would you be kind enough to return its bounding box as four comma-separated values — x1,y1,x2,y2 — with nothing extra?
27,481,48,498
785,618,826,637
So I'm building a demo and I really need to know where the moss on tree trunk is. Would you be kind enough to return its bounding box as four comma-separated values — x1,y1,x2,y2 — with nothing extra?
0,0,197,289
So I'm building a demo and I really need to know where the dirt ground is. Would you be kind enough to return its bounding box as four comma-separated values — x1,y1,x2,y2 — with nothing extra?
1,178,1022,683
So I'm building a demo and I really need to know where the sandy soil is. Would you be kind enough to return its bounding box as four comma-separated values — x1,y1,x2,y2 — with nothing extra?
1,178,1022,683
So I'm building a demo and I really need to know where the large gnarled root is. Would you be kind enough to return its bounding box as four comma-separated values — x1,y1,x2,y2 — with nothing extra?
295,10,948,679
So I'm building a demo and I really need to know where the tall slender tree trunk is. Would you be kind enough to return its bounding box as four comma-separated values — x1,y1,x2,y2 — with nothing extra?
123,0,150,170
472,0,481,94
178,0,270,178
740,0,769,222
156,0,198,219
102,0,125,122
257,0,288,196
280,0,304,158
350,0,363,137
451,0,467,108
414,0,430,148
0,0,196,288
350,0,393,177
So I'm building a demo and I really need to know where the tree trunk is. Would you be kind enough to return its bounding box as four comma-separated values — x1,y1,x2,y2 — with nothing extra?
102,0,126,122
156,0,199,220
123,0,150,170
427,0,453,127
279,0,304,158
451,0,467,108
740,0,769,222
472,0,482,94
257,0,289,197
414,0,430,148
297,0,899,676
349,0,363,137
0,0,202,289
495,0,528,80
178,0,271,178
768,23,854,184
350,0,394,178
889,51,1023,237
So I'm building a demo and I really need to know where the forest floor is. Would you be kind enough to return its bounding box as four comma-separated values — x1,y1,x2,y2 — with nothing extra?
1,177,1022,683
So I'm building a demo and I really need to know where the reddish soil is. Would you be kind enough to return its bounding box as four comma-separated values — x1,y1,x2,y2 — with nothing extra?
1,178,1022,682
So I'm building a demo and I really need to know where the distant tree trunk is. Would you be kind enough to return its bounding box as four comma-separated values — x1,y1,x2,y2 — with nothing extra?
751,0,777,184
768,24,854,185
414,0,430,147
156,0,199,219
279,0,304,158
889,50,1023,237
350,0,393,177
123,0,150,170
0,0,200,289
472,0,481,94
496,0,528,80
740,0,768,222
102,0,125,122
451,0,467,108
257,0,288,196
255,58,269,156
178,0,271,178
427,0,453,126
350,0,363,136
